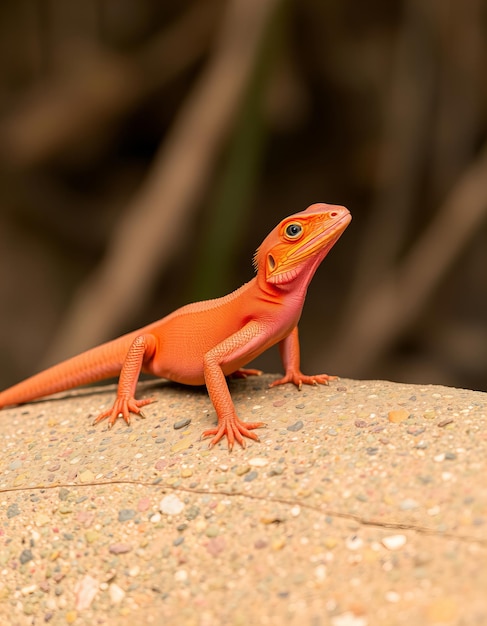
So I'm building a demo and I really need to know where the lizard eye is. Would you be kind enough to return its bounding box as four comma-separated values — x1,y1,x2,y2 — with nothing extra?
285,222,302,239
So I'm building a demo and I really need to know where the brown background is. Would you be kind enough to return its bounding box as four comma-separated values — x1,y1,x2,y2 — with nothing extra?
0,0,485,392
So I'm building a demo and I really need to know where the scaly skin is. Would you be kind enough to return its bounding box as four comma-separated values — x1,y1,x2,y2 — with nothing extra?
0,203,351,448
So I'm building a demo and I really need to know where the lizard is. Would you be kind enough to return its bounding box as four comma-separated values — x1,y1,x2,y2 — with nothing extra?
0,203,351,449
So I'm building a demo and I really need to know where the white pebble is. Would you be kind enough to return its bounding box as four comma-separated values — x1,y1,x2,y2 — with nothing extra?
314,564,327,582
74,575,99,610
160,494,185,515
427,505,441,516
174,569,188,582
290,505,301,517
399,498,419,510
381,534,407,550
150,513,162,523
248,457,268,467
109,583,125,604
385,591,400,602
21,584,37,596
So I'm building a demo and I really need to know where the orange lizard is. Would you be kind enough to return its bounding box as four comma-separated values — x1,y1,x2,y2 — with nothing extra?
0,203,351,448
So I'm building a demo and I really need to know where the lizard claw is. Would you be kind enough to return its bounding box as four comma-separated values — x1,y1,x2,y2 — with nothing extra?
93,396,154,427
229,368,263,380
202,415,263,449
270,372,338,389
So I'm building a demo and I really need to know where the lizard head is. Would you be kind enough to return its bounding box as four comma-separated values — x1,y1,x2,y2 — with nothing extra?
254,203,351,287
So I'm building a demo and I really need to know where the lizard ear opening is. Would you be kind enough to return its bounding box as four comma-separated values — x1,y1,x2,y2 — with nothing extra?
267,254,275,271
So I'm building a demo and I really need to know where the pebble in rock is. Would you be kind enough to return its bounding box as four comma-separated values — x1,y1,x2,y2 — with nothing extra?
388,409,409,423
206,536,226,556
118,509,136,522
185,505,199,520
382,534,407,550
19,549,34,564
235,465,250,476
173,418,191,430
79,470,95,483
287,420,304,432
109,543,133,555
137,497,151,512
249,457,268,467
399,498,419,511
74,575,99,611
7,503,20,519
269,465,284,476
108,583,126,604
160,494,185,515
244,471,258,482
437,418,454,428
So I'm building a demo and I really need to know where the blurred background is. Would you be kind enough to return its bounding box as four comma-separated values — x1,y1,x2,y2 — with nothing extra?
0,0,485,393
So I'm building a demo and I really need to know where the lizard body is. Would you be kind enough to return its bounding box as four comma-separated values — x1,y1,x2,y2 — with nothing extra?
0,203,351,448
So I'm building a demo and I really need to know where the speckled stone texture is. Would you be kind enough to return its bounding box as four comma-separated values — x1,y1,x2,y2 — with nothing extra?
1,376,486,625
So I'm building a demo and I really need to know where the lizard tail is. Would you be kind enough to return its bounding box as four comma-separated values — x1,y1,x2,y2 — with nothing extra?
0,336,133,409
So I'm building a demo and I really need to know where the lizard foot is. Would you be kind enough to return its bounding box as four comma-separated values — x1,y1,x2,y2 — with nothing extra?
270,372,338,391
93,395,155,427
202,415,264,450
229,368,263,379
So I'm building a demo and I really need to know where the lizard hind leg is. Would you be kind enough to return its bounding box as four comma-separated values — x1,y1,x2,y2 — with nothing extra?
270,372,337,390
229,368,263,379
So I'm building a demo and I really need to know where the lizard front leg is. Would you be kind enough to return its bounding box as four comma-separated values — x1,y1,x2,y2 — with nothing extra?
202,321,266,449
270,326,337,390
93,334,157,427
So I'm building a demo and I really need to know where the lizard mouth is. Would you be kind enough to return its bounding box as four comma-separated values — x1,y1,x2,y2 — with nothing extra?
287,211,351,263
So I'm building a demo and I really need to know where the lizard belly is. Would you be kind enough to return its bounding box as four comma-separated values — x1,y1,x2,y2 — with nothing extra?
146,309,288,386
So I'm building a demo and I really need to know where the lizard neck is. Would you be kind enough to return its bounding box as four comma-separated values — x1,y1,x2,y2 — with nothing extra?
255,253,322,312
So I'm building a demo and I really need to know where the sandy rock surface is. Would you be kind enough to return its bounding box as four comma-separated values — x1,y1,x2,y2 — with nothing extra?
1,375,486,625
